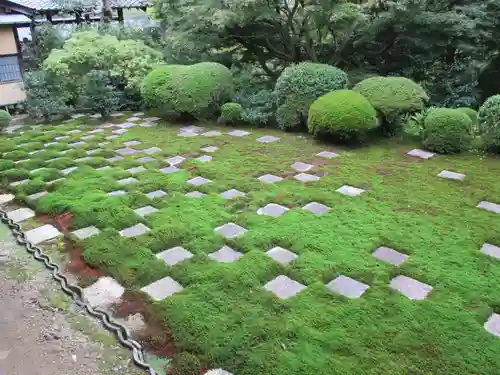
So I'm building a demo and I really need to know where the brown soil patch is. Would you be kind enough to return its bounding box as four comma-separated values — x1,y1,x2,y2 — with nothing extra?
65,240,106,278
376,168,394,176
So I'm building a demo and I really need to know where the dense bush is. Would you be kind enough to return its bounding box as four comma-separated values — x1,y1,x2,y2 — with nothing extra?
79,70,122,118
478,95,500,151
307,90,378,140
456,107,478,124
422,108,472,154
141,62,233,119
0,110,12,129
219,102,243,124
274,63,348,130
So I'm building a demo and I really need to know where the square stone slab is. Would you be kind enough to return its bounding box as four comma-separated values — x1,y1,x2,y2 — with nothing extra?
373,247,409,266
208,245,244,263
407,149,435,159
228,130,250,137
196,155,212,163
116,148,139,155
144,117,160,122
201,146,218,153
44,142,58,147
140,122,156,128
67,129,82,134
8,208,35,223
89,113,102,119
46,178,65,186
126,116,141,122
143,147,162,155
202,131,222,136
81,135,96,140
264,275,306,299
337,185,365,196
124,140,141,146
477,201,500,214
185,191,205,198
96,166,112,171
0,194,15,205
119,223,150,237
98,142,110,146
160,166,180,174
134,205,159,217
107,156,124,163
257,135,280,143
89,128,104,134
389,275,433,300
107,190,127,196
83,277,124,308
266,247,298,265
25,224,63,245
110,112,124,117
294,173,320,182
55,135,70,141
291,162,314,172
302,202,329,215
117,122,137,129
9,179,29,187
68,141,86,147
180,125,204,133
61,167,78,175
187,176,211,186
72,226,101,240
166,156,185,166
137,156,156,163
178,131,198,137
480,243,500,259
127,166,146,175
146,190,167,199
257,203,289,217
118,177,138,185
27,191,48,201
316,151,340,159
156,246,194,266
214,222,248,239
141,276,183,301
438,170,465,180
220,189,246,199
485,313,500,337
258,174,283,183
105,135,120,140
113,129,128,134
86,149,101,155
326,275,369,299
74,157,92,163
133,112,144,116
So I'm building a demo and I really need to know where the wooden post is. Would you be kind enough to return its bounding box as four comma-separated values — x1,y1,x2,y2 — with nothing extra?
117,8,124,23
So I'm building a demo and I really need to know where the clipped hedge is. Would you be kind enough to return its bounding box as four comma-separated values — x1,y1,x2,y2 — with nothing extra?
422,108,472,154
308,90,378,140
141,62,233,119
478,95,500,151
0,110,12,129
219,102,243,123
274,62,348,130
456,107,478,124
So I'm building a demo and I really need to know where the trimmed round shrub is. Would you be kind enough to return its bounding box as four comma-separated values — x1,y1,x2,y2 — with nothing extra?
274,62,348,130
456,107,478,124
478,95,500,151
0,110,12,129
219,102,243,123
422,108,472,154
141,62,233,119
308,90,378,140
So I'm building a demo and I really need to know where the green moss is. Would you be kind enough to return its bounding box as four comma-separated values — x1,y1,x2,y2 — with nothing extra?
31,168,62,182
16,179,46,195
0,159,14,171
2,168,30,181
46,157,75,169
422,108,472,154
0,139,16,153
220,102,243,123
3,150,29,161
0,110,12,128
22,142,44,152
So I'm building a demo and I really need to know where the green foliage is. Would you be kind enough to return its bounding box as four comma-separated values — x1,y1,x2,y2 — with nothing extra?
478,95,500,152
30,168,62,182
456,107,478,124
171,352,201,375
307,90,378,140
422,108,472,154
3,150,28,161
0,160,14,171
274,63,349,130
16,179,46,195
0,110,12,129
141,62,233,119
30,25,65,67
79,70,122,118
219,102,243,123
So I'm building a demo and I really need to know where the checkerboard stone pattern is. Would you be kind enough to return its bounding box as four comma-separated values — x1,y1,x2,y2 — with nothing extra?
107,156,124,163
116,148,138,155
134,205,159,217
146,190,167,199
83,277,125,308
407,149,435,159
302,202,329,215
257,203,289,217
26,224,63,245
141,276,183,301
157,246,194,266
294,173,320,182
201,146,218,153
166,156,185,166
438,170,465,180
108,190,127,196
208,246,244,263
119,223,150,237
185,191,205,198
228,130,249,137
480,243,500,259
8,208,35,223
220,189,246,199
337,185,364,196
316,151,339,159
258,174,283,183
266,247,298,265
326,275,369,299
127,166,146,174
485,313,500,337
372,247,408,266
124,140,141,146
160,166,180,174
389,275,433,300
215,222,248,239
178,132,198,137
264,275,306,299
27,191,48,201
137,156,156,163
257,136,280,143
477,201,500,214
197,155,212,163
143,147,162,155
0,194,15,205
187,176,211,186
72,226,100,240
118,177,138,185
291,162,313,172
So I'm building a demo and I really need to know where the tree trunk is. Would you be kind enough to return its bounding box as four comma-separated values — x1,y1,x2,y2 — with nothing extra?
101,0,112,23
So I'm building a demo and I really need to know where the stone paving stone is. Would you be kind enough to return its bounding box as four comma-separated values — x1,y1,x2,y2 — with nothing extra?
202,131,222,136
180,125,204,133
178,131,199,137
67,129,82,134
205,370,233,375
291,162,314,172
27,191,48,201
477,201,500,214
89,113,102,119
89,128,104,134
160,166,180,174
187,176,211,186
337,185,365,196
105,135,120,140
208,245,244,263
485,314,500,337
257,135,280,143
0,194,15,205
407,148,435,159
389,275,433,300
157,246,194,266
214,222,248,239
68,141,86,147
257,203,289,217
72,226,100,240
25,224,63,245
258,174,283,183
201,146,218,153
98,141,110,146
118,177,139,185
134,205,159,217
140,122,155,128
106,156,125,163
30,167,47,174
185,191,205,198
44,142,58,147
81,135,96,140
113,129,128,134
127,166,146,174
124,140,141,146
438,170,466,180
294,173,320,182
144,117,160,122
83,277,124,308
110,112,124,117
116,147,139,155
196,155,212,163
137,156,156,163
119,223,150,237
133,112,144,116
302,202,329,215
228,130,250,137
143,147,162,155
8,208,35,223
46,178,65,186
72,113,85,119
166,156,185,165
86,148,101,155
264,275,306,299
126,116,141,122
98,123,115,129
74,156,92,163
107,190,127,196
140,276,183,301
9,179,29,187
266,247,298,265
372,247,409,266
220,189,246,199
326,275,369,299
316,151,340,159
55,135,70,141
14,159,30,165
480,243,500,259
117,122,137,129
146,190,167,199
61,167,78,175
28,150,42,155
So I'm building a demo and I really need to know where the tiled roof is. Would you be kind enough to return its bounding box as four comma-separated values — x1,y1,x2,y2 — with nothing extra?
0,13,32,24
8,0,151,11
